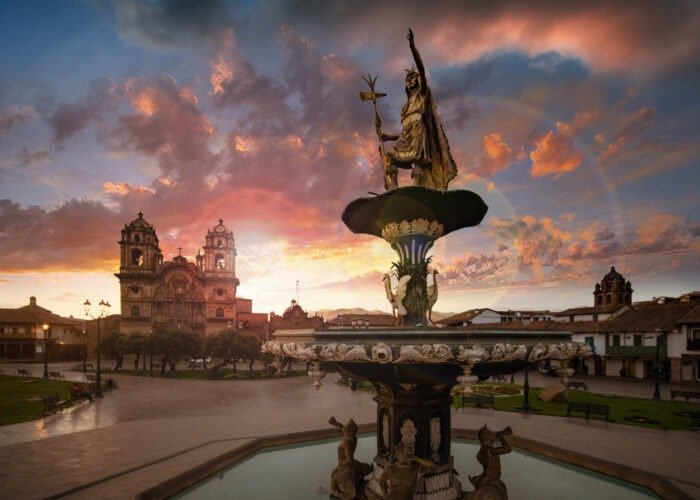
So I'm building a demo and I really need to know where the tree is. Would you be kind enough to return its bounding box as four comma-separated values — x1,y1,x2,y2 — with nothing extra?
127,334,146,371
152,327,201,373
101,331,128,370
238,331,262,371
203,328,239,373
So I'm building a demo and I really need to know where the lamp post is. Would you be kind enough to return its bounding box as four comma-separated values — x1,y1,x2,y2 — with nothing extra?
653,333,664,400
522,364,531,413
82,329,87,372
84,299,111,398
149,325,154,377
42,323,50,378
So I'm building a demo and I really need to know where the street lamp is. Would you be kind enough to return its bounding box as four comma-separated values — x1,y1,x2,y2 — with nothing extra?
149,325,154,377
522,363,531,413
82,329,87,372
84,298,111,398
42,323,50,378
654,333,664,400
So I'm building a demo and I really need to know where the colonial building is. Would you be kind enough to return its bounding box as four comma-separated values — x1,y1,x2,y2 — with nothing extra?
438,308,553,327
0,296,85,361
116,213,262,336
552,266,633,322
270,300,324,333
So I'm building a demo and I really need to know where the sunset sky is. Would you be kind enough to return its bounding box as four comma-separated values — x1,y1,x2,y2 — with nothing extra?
1,0,698,319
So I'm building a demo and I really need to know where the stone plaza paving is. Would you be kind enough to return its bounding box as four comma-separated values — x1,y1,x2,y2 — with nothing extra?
0,362,698,499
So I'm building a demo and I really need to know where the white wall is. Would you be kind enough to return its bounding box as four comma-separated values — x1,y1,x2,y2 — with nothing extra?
471,310,504,324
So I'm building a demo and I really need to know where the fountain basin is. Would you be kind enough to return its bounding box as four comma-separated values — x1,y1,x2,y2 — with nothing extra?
165,433,669,500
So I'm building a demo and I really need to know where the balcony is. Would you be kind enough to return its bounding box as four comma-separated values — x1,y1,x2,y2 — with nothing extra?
687,339,700,351
607,345,667,357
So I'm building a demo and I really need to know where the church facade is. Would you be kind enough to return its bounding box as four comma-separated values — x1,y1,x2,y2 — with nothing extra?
116,213,243,336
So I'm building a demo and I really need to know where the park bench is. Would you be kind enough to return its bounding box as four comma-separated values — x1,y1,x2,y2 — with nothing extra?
689,412,700,429
670,390,700,401
461,394,495,409
17,368,30,377
49,371,64,380
104,378,119,391
85,373,97,382
41,394,68,413
188,360,203,369
566,381,588,391
566,402,610,421
69,385,93,402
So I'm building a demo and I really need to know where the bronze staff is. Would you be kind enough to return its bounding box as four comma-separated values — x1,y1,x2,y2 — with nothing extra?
360,74,398,191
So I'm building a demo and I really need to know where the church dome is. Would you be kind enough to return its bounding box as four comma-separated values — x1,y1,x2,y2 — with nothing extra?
600,266,626,290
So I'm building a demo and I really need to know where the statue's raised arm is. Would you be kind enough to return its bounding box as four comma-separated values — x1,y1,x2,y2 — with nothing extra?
380,28,457,191
407,29,427,97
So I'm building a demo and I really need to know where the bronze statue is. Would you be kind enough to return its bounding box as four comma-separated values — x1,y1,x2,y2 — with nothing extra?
380,29,457,191
329,417,372,499
467,425,512,499
377,442,434,499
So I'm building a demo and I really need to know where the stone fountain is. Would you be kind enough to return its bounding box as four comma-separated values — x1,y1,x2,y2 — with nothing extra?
262,29,591,500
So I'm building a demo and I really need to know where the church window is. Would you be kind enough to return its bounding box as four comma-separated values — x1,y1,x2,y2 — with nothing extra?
175,300,185,317
131,286,139,294
216,288,224,297
131,249,144,266
216,307,224,318
131,306,140,317
215,253,225,269
605,295,611,305
134,234,141,242
217,239,223,248
597,296,602,306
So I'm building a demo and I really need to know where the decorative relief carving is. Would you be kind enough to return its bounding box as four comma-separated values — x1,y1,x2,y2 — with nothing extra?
382,413,390,451
396,344,453,363
456,344,489,364
528,343,547,362
381,218,444,241
400,419,417,454
490,344,527,362
430,417,441,462
281,343,316,361
371,343,394,363
319,343,371,362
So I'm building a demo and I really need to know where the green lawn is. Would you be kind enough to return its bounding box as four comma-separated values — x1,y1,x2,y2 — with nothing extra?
454,384,700,430
100,368,307,381
0,374,77,425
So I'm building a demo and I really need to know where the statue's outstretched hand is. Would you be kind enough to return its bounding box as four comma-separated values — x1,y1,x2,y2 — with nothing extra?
407,28,414,45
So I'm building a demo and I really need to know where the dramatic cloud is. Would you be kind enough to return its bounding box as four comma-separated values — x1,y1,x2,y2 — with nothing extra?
15,147,50,167
0,199,121,272
47,78,118,148
104,75,216,180
597,107,655,163
439,252,511,284
115,0,233,51
529,121,584,178
0,105,38,135
471,132,520,177
281,0,700,75
103,181,155,198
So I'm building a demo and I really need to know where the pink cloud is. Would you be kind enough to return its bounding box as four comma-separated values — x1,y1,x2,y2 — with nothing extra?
472,132,518,177
529,123,583,178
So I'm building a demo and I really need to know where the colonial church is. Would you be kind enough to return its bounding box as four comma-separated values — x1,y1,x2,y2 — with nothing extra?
116,213,249,336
